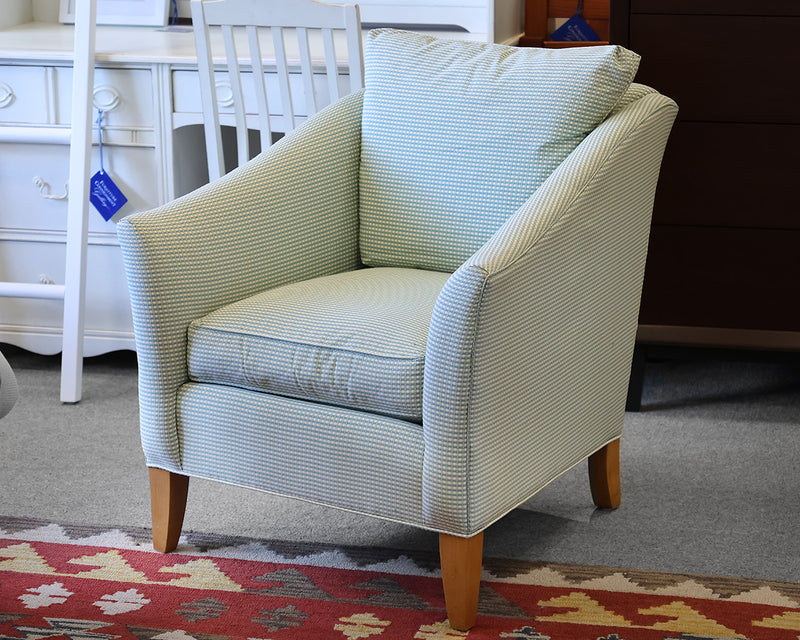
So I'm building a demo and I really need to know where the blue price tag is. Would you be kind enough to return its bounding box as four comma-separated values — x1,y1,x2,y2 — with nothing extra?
550,13,600,42
90,170,128,221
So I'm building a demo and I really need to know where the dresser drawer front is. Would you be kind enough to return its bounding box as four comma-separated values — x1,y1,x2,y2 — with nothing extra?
0,66,50,124
0,142,160,233
55,67,154,127
172,69,350,122
630,0,800,15
0,237,133,334
355,0,484,31
653,122,800,229
640,226,800,332
630,14,800,124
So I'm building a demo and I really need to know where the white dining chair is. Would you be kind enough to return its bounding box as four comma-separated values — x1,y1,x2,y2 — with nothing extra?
191,0,364,181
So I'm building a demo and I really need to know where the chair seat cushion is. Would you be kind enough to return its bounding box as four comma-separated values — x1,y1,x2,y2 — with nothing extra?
187,267,450,421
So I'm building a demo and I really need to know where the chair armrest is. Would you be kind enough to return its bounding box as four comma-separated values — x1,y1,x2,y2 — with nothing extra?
422,91,678,535
117,89,364,470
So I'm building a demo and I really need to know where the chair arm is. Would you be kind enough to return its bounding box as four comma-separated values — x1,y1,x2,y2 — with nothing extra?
422,91,678,535
117,89,364,470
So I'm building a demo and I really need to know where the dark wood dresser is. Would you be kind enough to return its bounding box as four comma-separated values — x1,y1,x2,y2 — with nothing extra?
610,0,800,404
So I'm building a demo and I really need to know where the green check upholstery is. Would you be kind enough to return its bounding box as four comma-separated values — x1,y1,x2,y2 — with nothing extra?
119,29,677,537
188,267,449,421
360,29,641,271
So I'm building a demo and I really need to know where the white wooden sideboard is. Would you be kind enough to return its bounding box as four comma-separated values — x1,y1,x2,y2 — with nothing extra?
0,4,522,357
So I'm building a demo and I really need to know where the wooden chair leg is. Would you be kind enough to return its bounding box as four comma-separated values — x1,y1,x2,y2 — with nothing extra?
149,467,189,553
439,531,483,631
588,438,621,509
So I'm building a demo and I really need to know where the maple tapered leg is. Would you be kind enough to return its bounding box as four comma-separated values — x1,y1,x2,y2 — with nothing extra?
439,531,483,631
149,467,189,553
588,438,621,509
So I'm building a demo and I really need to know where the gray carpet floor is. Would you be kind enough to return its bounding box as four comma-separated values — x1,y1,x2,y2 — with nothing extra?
1,344,798,582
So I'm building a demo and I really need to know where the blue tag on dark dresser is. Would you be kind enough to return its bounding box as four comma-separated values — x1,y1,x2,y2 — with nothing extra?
550,13,601,41
90,170,128,221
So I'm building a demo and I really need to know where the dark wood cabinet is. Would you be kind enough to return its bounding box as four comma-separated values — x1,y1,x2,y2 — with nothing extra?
611,0,800,353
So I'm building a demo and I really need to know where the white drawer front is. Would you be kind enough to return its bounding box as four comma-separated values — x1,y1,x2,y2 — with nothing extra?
55,67,154,127
0,66,49,124
355,0,485,31
172,69,349,122
0,142,160,233
0,237,133,334
345,0,523,42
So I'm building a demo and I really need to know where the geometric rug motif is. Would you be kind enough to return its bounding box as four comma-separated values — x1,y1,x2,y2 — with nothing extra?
1,516,799,639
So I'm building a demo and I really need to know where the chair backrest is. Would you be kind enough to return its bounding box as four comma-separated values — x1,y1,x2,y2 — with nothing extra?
191,0,364,181
358,29,641,272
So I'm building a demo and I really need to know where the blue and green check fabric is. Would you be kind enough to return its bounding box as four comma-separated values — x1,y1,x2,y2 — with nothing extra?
118,29,677,537
187,267,449,421
359,29,641,271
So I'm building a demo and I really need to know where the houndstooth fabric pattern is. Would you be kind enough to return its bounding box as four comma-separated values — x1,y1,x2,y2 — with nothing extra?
118,90,364,471
422,91,678,534
120,52,676,536
187,267,449,421
176,383,426,526
359,29,641,272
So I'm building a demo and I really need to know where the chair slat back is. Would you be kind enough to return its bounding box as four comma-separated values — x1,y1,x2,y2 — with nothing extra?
190,0,364,181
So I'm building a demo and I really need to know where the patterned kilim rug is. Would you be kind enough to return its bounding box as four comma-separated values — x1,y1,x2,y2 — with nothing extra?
1,516,799,640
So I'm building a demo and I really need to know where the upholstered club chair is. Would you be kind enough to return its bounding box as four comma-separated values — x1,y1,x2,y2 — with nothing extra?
119,29,677,630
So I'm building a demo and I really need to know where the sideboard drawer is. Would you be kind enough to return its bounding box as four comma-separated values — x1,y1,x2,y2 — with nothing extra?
55,67,154,127
0,65,49,124
652,121,800,229
338,0,526,43
0,141,159,233
640,226,800,332
172,69,349,123
630,14,800,124
354,0,485,30
630,0,800,15
0,236,134,337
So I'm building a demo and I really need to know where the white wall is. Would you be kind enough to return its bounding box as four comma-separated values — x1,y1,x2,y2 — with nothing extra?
33,0,60,22
0,0,59,27
0,0,32,30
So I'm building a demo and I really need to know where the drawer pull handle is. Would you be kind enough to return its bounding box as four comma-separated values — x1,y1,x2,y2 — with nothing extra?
215,81,235,108
33,176,69,201
0,82,14,109
93,85,121,112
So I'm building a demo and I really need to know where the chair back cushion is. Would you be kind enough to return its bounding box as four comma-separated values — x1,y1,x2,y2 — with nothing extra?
359,29,641,272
